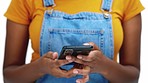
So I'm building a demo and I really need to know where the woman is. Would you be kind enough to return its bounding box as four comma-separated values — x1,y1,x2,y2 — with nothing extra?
3,0,144,83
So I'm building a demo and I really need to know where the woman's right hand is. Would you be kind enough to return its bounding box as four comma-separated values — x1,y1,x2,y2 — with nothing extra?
35,51,75,78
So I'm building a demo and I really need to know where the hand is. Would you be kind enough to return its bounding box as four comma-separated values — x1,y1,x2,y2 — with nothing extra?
66,42,110,82
66,56,90,83
36,51,75,78
75,42,109,73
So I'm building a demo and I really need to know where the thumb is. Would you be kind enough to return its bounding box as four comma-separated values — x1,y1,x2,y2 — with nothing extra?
83,42,100,50
52,52,58,60
43,52,58,60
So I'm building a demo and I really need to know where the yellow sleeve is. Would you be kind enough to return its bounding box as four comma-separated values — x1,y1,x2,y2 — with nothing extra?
123,0,144,22
4,0,33,25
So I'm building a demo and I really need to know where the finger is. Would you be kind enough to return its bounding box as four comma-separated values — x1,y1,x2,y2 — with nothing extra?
73,67,90,75
56,68,76,78
73,63,84,69
76,75,89,83
87,42,100,50
53,68,68,78
55,60,72,67
66,56,80,62
52,52,58,59
66,55,86,65
77,49,100,62
77,55,91,61
66,55,75,62
77,54,95,62
65,68,77,78
72,57,86,64
43,51,54,59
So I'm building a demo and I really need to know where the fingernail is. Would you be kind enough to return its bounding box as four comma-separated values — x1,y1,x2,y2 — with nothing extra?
53,52,58,55
54,59,58,61
76,80,81,83
66,56,72,60
53,52,58,59
66,56,73,62
83,43,90,45
73,70,78,74
77,56,82,59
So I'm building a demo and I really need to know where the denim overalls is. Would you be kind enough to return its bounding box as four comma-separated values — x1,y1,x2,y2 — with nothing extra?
37,0,114,82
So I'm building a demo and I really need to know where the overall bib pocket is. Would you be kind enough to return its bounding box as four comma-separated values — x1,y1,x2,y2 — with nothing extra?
47,28,105,56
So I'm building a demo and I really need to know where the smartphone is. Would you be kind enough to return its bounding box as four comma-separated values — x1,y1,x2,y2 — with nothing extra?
58,45,93,59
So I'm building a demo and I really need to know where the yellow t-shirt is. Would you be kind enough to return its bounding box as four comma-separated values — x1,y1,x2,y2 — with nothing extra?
5,0,144,62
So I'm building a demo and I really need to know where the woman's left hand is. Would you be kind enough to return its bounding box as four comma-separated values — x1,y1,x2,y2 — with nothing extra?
66,42,110,82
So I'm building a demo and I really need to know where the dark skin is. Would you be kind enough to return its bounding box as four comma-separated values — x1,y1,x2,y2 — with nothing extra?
3,19,88,83
3,13,142,83
66,14,142,83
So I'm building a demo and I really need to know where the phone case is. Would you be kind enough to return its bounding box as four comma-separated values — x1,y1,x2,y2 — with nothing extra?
58,45,93,59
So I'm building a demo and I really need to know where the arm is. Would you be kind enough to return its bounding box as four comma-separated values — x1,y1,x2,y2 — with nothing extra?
68,13,142,83
118,13,141,82
104,13,142,83
103,13,142,83
3,20,74,83
3,20,43,83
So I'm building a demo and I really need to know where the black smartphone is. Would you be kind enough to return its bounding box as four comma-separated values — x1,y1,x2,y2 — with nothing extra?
58,45,93,59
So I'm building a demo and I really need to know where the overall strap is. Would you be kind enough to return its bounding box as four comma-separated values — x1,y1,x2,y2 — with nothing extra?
43,0,55,7
43,0,113,11
101,0,113,11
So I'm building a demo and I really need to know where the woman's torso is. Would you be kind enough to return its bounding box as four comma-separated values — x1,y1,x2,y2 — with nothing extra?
29,0,123,62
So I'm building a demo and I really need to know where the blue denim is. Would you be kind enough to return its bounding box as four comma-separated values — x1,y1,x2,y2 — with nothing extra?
102,0,113,11
37,0,114,83
43,0,54,7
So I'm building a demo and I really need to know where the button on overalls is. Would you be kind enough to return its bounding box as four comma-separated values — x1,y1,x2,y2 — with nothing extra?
37,0,114,82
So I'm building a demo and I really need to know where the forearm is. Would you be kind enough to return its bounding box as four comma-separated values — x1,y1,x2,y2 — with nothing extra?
100,59,140,83
3,61,44,83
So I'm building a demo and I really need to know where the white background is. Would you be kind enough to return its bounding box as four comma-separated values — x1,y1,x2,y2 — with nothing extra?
0,0,147,82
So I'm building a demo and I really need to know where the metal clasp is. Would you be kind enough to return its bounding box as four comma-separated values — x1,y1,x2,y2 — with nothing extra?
102,10,110,19
47,4,56,15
